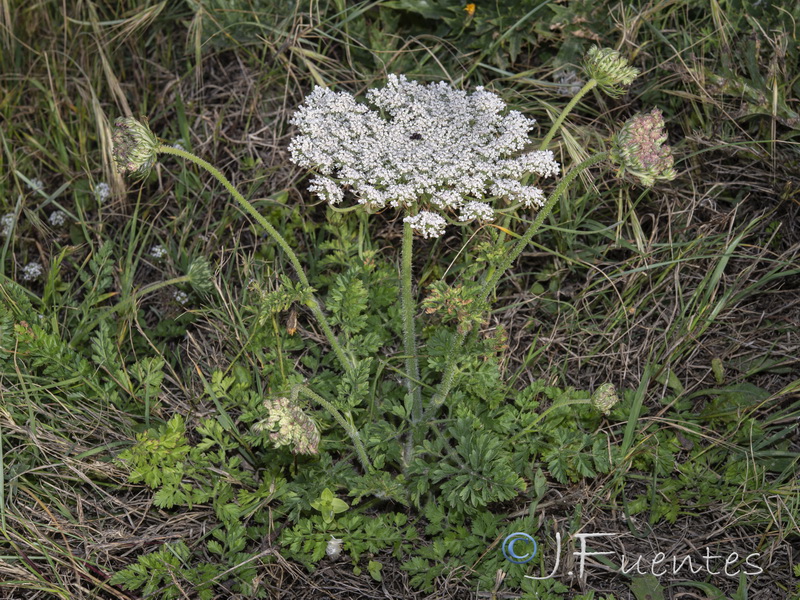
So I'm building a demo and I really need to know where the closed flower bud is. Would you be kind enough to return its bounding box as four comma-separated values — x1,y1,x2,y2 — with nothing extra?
610,109,677,187
583,46,640,97
186,257,214,294
111,117,160,176
254,397,320,455
591,383,619,415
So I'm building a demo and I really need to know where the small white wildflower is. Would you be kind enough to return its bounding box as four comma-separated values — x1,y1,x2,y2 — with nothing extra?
458,201,494,222
173,289,189,305
22,261,43,281
94,182,110,204
1,213,14,237
403,211,447,239
48,210,67,227
326,536,344,560
150,244,167,259
173,141,185,151
289,74,560,221
27,178,44,192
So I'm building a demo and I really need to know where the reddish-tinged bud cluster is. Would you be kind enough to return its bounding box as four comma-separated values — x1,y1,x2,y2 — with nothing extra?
610,109,677,187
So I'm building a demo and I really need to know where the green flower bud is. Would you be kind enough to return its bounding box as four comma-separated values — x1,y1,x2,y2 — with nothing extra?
610,109,677,187
591,383,619,415
583,45,640,97
186,257,214,294
254,397,320,455
111,117,159,176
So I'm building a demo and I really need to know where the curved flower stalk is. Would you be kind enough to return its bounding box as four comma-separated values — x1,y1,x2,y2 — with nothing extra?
110,116,355,372
539,45,641,150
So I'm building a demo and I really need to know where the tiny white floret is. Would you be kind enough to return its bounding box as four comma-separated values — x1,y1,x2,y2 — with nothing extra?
94,182,111,204
49,210,67,227
1,213,14,237
22,261,43,281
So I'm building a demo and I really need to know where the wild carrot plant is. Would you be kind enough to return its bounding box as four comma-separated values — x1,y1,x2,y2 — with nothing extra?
111,43,675,513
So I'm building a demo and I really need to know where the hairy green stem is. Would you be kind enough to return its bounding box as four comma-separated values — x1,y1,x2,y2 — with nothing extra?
294,385,373,473
539,79,598,150
157,145,354,371
401,220,422,444
480,152,609,300
427,152,609,415
487,80,599,306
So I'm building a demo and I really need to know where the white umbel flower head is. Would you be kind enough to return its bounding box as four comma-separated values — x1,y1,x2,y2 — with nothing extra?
289,75,560,237
326,535,344,560
403,211,447,239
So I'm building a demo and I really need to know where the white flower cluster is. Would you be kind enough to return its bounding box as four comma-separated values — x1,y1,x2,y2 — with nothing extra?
150,244,167,259
95,182,110,204
173,289,189,305
1,213,14,237
458,201,494,222
22,261,43,281
403,211,447,238
27,178,44,192
49,210,67,227
289,75,560,237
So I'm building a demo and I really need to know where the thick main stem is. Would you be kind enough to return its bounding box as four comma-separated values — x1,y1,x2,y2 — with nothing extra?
158,145,354,372
401,220,423,450
426,152,609,414
538,79,598,151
